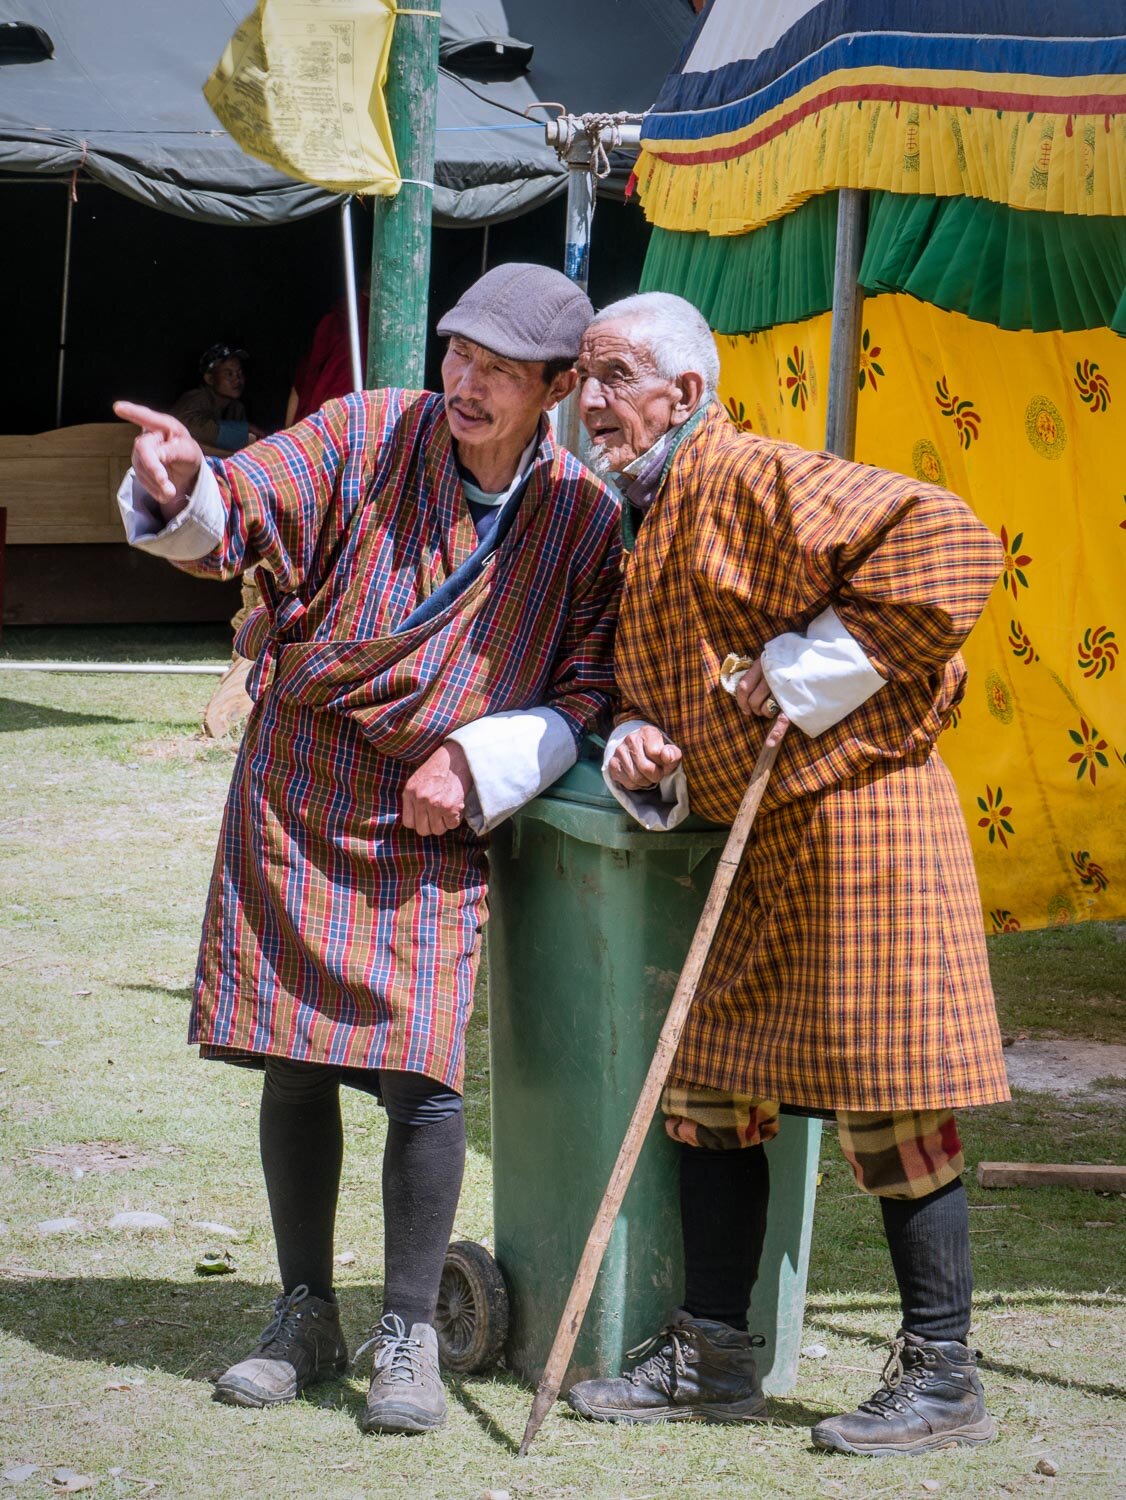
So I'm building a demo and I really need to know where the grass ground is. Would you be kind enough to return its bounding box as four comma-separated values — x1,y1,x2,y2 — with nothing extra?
1,629,1123,1499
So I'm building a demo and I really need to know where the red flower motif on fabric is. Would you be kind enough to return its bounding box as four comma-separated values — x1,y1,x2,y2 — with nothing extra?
1067,719,1109,785
1074,359,1111,413
857,328,885,392
999,525,1032,599
976,785,1014,847
1007,619,1038,664
784,347,809,411
1077,625,1118,679
723,398,755,433
989,909,1021,933
935,376,981,449
1070,850,1109,892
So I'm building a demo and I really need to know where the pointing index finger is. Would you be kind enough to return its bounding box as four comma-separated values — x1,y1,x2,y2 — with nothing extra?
113,400,174,435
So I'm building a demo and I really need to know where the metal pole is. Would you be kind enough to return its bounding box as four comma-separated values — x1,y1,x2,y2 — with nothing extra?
55,189,74,428
542,115,642,455
558,140,595,454
367,2,441,389
340,199,363,392
563,136,595,293
823,188,869,460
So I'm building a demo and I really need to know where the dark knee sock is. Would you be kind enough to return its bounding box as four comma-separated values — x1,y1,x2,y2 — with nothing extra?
259,1062,343,1302
880,1176,973,1343
381,1111,466,1328
679,1142,770,1332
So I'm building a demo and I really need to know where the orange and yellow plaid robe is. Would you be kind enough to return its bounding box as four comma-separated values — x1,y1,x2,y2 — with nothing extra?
616,405,1009,1112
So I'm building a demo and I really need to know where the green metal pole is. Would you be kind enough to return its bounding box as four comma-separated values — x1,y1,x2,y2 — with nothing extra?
366,1,441,389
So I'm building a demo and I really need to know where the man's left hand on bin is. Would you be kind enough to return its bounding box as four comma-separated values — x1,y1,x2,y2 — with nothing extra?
607,723,683,791
402,741,474,836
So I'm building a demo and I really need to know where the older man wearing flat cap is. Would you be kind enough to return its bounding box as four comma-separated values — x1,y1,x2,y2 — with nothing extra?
114,264,621,1435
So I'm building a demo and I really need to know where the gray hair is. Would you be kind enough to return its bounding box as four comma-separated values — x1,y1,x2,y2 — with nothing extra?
588,291,719,406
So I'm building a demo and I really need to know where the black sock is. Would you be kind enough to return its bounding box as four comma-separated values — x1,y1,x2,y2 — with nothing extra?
259,1065,343,1303
381,1112,466,1328
679,1142,770,1332
881,1176,973,1343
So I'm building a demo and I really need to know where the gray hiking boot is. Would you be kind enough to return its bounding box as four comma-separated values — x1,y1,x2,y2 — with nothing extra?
358,1314,447,1435
566,1310,768,1424
811,1331,998,1456
214,1285,348,1408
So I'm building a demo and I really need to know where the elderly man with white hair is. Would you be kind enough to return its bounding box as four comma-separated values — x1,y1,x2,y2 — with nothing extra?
565,292,1010,1457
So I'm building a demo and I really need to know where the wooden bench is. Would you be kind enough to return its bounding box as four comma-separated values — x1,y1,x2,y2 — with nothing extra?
0,423,241,625
0,423,136,544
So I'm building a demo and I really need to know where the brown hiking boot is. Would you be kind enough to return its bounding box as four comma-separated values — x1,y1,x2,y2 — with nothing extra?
358,1315,447,1435
566,1310,768,1424
214,1285,348,1408
811,1331,998,1456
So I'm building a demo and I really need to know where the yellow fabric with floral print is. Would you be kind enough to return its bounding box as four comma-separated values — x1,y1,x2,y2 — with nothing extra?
716,301,1124,931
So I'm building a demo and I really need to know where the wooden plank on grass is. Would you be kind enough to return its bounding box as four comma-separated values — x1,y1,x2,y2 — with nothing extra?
977,1161,1126,1192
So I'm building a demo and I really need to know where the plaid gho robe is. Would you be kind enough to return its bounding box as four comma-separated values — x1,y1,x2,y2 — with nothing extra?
177,390,620,1090
617,405,1009,1112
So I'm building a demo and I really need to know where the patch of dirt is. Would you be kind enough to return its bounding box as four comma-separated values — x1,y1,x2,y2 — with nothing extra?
1004,1038,1126,1097
136,735,238,763
6,1096,55,1122
26,1141,180,1174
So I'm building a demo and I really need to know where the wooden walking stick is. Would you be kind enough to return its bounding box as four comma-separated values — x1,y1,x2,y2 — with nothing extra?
518,715,790,1456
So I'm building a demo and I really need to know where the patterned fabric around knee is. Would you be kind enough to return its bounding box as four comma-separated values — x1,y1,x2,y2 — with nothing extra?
662,1082,963,1199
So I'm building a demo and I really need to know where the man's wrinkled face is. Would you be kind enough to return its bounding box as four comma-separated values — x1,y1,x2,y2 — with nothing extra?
205,357,245,402
441,336,567,460
576,321,686,475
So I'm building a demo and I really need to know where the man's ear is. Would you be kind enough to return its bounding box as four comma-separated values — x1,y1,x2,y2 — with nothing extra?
544,367,578,410
672,371,705,420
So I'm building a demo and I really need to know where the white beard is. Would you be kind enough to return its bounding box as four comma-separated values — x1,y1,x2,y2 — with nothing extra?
587,444,620,479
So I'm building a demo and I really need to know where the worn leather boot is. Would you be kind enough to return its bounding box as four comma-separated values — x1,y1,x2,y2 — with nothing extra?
566,1310,768,1424
214,1285,348,1407
811,1331,998,1456
359,1315,447,1435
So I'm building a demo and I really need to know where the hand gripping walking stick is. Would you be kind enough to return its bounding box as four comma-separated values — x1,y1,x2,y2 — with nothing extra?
518,715,790,1456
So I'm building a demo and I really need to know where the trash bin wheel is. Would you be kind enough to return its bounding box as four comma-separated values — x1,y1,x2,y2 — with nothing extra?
435,1240,509,1374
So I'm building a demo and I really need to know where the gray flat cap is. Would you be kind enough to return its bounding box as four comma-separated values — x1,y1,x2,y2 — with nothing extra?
437,262,593,362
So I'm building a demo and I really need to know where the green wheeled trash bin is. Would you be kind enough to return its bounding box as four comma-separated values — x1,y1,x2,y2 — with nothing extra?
485,741,821,1394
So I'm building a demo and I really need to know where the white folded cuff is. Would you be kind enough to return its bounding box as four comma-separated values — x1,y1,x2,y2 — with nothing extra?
759,606,886,737
117,462,226,561
447,707,577,835
601,718,691,832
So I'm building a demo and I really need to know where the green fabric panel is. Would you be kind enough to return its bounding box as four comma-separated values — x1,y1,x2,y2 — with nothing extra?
860,193,1126,336
641,192,1126,336
640,193,838,334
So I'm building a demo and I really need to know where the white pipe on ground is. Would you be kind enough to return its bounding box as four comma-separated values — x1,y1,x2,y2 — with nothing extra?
0,663,228,675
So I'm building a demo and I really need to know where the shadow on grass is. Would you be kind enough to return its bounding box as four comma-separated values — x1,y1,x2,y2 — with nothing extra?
0,1277,386,1385
802,1311,1126,1403
0,696,127,732
121,983,194,1002
449,1378,522,1453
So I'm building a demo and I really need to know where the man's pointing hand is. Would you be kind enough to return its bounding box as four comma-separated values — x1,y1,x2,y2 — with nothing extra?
114,400,203,514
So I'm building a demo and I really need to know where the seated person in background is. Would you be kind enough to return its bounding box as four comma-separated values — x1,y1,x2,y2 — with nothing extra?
171,344,264,454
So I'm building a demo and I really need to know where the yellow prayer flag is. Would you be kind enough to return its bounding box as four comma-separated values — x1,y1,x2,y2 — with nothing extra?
204,0,400,195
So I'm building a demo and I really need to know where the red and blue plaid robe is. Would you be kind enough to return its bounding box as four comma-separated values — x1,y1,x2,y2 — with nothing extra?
175,390,620,1090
